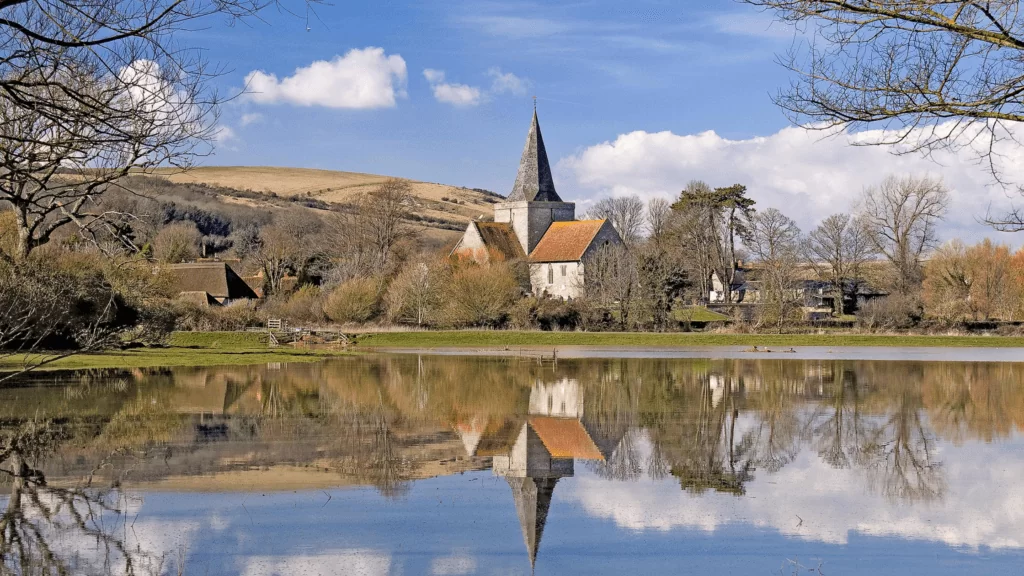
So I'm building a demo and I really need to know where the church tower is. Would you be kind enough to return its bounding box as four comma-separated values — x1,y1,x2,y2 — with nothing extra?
493,110,576,254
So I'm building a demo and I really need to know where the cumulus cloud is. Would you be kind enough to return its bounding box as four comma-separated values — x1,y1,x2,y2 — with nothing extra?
245,47,407,109
239,112,264,127
423,69,482,107
213,125,236,143
423,67,530,107
487,68,528,95
560,123,1024,243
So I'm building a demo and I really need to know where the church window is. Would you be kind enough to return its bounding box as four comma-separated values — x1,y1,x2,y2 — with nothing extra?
561,265,567,277
548,265,554,284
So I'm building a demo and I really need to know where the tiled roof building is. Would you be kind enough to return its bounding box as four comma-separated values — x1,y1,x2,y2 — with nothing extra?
452,110,623,299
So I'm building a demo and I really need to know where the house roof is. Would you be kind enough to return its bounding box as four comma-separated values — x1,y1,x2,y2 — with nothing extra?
528,417,604,460
474,222,526,260
175,291,217,306
529,220,608,263
164,262,259,299
507,110,562,202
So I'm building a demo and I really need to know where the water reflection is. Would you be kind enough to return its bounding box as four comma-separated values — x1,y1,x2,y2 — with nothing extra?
1,356,1023,573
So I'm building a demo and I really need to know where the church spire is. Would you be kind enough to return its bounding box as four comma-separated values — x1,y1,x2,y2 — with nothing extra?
507,109,561,202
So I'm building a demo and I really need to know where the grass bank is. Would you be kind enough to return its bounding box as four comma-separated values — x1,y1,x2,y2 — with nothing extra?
0,332,347,372
354,330,1024,348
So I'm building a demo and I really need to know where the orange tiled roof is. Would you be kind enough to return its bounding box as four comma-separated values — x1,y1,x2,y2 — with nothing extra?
528,417,605,460
528,220,607,263
475,222,526,260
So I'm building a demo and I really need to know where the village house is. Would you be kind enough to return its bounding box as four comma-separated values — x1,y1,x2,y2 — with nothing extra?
710,265,888,316
452,110,623,299
163,262,259,305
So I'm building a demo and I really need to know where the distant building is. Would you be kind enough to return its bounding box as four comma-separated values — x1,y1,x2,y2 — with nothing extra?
163,262,258,305
710,266,888,315
452,110,622,299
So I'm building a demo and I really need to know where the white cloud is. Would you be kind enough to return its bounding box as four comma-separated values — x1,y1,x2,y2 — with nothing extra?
240,113,264,127
487,68,528,95
245,47,407,109
423,67,529,107
213,125,237,143
423,68,446,84
423,69,482,107
560,123,1024,243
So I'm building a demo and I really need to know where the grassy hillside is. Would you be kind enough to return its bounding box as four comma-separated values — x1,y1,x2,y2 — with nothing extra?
150,166,502,235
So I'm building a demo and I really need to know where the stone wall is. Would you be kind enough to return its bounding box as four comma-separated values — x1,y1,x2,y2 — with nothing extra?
495,200,575,254
530,261,584,300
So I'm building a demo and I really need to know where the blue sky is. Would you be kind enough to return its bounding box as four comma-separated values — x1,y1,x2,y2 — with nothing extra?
203,0,793,189
196,0,1024,243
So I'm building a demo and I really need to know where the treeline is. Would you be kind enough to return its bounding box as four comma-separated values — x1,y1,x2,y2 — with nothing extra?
5,169,1024,363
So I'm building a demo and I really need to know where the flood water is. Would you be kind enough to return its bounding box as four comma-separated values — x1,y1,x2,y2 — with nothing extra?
2,354,1024,575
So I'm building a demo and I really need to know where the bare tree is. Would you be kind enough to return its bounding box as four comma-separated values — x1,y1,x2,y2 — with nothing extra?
859,175,950,295
384,260,444,326
0,0,318,261
582,244,639,330
806,213,876,316
646,197,672,245
244,211,322,296
923,240,973,321
326,179,415,280
587,195,646,247
742,1,1024,182
747,208,803,331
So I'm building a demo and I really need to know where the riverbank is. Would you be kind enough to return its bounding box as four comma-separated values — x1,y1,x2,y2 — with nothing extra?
5,330,1024,373
353,330,1024,349
0,332,347,372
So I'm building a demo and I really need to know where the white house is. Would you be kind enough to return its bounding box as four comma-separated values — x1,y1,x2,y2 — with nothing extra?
452,110,623,299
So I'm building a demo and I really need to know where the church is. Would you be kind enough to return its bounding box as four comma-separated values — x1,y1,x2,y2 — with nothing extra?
452,110,623,299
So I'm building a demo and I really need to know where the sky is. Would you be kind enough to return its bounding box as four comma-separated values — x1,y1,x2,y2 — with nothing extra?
195,0,1024,244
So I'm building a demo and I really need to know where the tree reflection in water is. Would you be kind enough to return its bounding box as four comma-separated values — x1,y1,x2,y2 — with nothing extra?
1,356,1021,569
1,422,163,576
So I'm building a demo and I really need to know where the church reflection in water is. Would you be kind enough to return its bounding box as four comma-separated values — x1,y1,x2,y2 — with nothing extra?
459,378,625,568
3,354,1024,573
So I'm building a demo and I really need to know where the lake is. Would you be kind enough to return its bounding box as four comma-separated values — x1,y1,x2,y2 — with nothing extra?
1,353,1023,575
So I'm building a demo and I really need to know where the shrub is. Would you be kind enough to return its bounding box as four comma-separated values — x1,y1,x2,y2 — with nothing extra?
153,221,202,263
268,284,325,325
213,300,266,331
510,297,539,329
325,277,381,324
856,294,923,330
440,263,520,327
384,261,444,325
535,298,582,331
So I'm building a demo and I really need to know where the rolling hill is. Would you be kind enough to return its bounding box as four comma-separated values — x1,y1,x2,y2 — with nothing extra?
150,166,503,241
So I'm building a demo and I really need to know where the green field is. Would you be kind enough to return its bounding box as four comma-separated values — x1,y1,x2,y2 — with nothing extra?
354,330,1024,348
672,307,732,322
